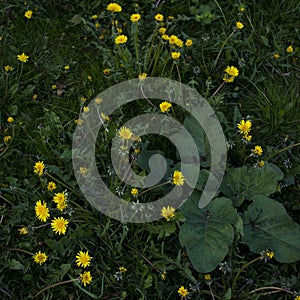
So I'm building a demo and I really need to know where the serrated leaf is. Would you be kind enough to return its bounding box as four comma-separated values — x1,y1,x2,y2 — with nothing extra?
220,163,283,207
242,195,300,263
179,193,239,272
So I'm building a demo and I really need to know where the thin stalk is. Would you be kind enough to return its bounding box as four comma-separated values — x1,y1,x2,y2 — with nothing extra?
249,286,294,295
231,256,261,292
134,23,141,75
266,142,300,160
33,278,79,298
211,81,225,98
3,247,34,256
137,181,170,198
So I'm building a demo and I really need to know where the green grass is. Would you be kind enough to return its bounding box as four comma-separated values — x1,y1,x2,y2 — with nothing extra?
1,0,300,299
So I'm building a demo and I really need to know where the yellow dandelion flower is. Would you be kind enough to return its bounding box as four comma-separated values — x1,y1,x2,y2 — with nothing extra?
80,271,92,286
243,134,252,142
103,68,110,75
32,94,38,100
286,45,294,53
4,65,14,72
171,52,181,60
95,22,100,28
162,34,169,41
239,6,245,12
118,126,133,140
24,10,33,19
161,270,167,280
139,73,147,80
175,38,184,48
158,27,167,34
131,188,138,196
47,181,57,191
236,21,244,29
64,65,70,70
18,227,29,235
237,119,252,135
178,286,189,297
83,106,89,113
172,170,185,186
252,145,263,156
33,251,48,265
273,53,280,59
161,206,175,221
130,13,141,23
3,136,12,143
204,274,211,281
159,101,172,113
17,53,29,63
51,84,57,90
115,35,128,45
185,39,193,47
76,251,93,268
51,217,69,235
224,66,239,77
257,160,265,168
35,200,50,222
155,14,164,22
7,117,14,123
119,266,127,273
33,161,45,176
79,167,89,176
106,3,122,13
266,250,274,259
169,35,178,44
91,15,98,20
100,112,110,122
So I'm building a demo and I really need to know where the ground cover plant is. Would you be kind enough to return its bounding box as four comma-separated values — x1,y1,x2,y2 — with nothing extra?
1,0,300,299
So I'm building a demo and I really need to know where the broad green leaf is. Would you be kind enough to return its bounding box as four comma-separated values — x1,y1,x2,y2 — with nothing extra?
220,163,283,207
9,259,24,271
242,195,300,263
179,193,239,272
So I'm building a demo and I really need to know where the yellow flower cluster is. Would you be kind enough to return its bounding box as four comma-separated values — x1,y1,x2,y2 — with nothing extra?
223,66,239,83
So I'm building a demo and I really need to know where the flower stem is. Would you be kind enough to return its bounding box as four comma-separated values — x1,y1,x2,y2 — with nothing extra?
33,278,79,298
137,181,170,198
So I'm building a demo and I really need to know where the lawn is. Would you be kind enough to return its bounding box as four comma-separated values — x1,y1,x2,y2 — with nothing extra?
1,0,300,299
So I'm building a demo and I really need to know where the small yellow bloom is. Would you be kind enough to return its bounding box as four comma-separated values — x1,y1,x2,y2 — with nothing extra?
7,117,14,123
161,270,167,280
204,274,211,281
172,170,185,186
257,160,265,168
32,94,38,100
47,181,57,191
64,65,70,70
100,112,110,122
273,53,280,59
286,45,294,53
162,34,169,41
53,192,67,204
224,66,239,77
75,119,84,125
95,97,103,104
243,134,252,142
236,21,244,29
118,126,133,140
106,3,122,13
237,119,252,135
76,251,93,268
119,266,127,273
169,35,178,44
4,65,14,72
103,68,110,75
131,188,138,196
95,22,100,28
52,84,57,90
266,250,274,259
51,217,69,235
79,167,89,176
178,286,189,297
130,13,141,23
18,227,29,235
83,106,89,113
239,6,245,12
91,14,98,20
24,10,33,19
115,35,128,45
175,38,184,48
168,16,174,21
185,39,193,47
171,52,181,60
155,14,164,22
33,251,48,265
159,101,172,113
139,73,147,80
252,145,263,156
87,75,92,81
3,136,12,143
35,200,50,222
294,296,300,300
161,206,175,221
80,271,92,286
158,27,167,34
17,53,29,63
33,161,45,176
